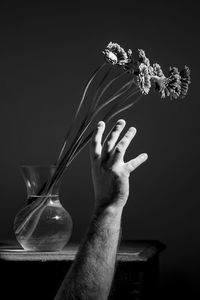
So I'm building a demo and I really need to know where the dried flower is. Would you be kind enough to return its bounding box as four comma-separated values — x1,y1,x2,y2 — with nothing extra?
122,49,134,72
152,63,164,77
103,42,132,66
132,49,151,74
179,66,191,99
150,63,166,95
152,67,181,100
137,63,151,95
138,49,151,67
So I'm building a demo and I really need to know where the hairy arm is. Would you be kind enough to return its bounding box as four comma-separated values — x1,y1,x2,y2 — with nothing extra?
54,119,148,300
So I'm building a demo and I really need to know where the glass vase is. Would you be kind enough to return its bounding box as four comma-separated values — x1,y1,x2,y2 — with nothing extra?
14,165,73,251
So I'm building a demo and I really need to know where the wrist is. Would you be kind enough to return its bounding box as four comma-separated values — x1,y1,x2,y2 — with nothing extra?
94,194,128,212
94,201,124,218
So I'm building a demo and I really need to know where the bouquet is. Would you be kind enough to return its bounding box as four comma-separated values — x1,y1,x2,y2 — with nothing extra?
47,41,191,194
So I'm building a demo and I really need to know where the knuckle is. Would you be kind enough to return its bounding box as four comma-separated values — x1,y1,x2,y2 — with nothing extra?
109,165,120,176
119,139,126,147
110,166,128,179
115,144,123,153
110,131,117,139
109,131,118,141
131,162,137,169
114,120,125,131
115,124,122,131
124,133,130,140
106,140,112,148
125,128,135,137
129,159,141,171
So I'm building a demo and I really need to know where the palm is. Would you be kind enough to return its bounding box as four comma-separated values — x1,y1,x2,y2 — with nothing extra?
90,119,148,209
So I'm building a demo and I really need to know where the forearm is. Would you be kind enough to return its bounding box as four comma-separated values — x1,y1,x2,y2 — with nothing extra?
55,119,148,300
54,204,123,300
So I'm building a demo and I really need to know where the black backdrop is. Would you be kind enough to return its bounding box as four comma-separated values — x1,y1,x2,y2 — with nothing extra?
0,1,199,298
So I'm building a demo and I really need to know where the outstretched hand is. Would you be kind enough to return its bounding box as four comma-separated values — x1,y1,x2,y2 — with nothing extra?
90,119,148,210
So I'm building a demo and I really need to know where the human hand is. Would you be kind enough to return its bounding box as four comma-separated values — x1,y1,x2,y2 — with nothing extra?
90,119,148,210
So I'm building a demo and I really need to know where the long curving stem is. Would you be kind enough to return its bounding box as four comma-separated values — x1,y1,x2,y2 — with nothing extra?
67,92,142,167
56,62,107,164
44,81,136,193
51,89,141,188
15,92,143,237
16,70,140,238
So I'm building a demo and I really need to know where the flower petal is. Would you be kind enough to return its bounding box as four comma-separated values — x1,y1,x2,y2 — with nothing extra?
103,42,132,67
179,66,191,99
137,63,151,95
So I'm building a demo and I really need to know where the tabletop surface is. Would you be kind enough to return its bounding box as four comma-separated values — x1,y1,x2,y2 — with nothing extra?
0,240,165,262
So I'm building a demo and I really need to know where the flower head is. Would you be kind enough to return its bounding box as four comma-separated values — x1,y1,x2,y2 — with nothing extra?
179,66,191,99
102,42,191,101
122,48,134,72
150,63,165,90
152,63,164,77
138,49,150,67
137,63,151,95
103,42,132,66
157,67,181,100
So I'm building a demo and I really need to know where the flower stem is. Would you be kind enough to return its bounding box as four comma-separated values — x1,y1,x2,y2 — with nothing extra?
52,88,141,187
59,78,134,169
86,66,112,117
91,70,131,113
65,72,134,164
56,62,106,164
69,92,142,165
44,82,136,193
60,80,134,162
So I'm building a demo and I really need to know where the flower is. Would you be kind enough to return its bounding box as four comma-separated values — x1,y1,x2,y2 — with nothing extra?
138,49,151,67
131,49,151,74
122,49,134,72
152,66,181,100
103,42,132,66
152,63,164,77
126,49,152,94
137,63,151,95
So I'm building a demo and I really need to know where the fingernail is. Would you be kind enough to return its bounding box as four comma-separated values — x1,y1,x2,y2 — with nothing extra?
142,153,148,159
129,127,136,133
98,121,104,127
117,119,126,125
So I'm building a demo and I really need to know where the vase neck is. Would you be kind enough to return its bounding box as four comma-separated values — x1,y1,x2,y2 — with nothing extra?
21,165,61,200
27,194,60,205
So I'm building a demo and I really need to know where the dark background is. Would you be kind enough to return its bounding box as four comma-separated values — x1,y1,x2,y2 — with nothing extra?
0,1,199,298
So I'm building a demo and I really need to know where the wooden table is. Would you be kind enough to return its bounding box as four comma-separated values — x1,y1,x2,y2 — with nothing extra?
0,240,165,299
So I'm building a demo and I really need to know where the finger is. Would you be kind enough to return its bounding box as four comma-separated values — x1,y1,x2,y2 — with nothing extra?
102,119,126,154
113,127,137,161
126,153,148,173
90,121,105,161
